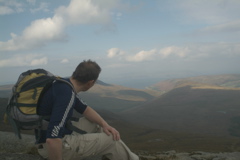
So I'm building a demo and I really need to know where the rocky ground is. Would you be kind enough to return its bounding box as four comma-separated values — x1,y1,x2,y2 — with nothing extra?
137,150,240,160
0,131,240,160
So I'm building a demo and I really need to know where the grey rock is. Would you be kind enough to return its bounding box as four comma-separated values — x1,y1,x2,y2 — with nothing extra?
0,131,102,160
0,153,43,160
1,131,240,160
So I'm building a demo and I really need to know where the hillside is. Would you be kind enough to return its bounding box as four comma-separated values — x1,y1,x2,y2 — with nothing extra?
94,74,240,152
2,101,239,153
148,74,240,93
123,85,240,136
79,81,159,112
0,84,12,98
87,80,160,101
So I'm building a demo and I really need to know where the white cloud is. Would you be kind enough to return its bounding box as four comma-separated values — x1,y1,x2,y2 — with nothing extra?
0,0,118,52
107,42,240,63
23,16,65,41
107,48,125,58
61,58,69,63
30,57,48,66
0,0,24,15
55,0,111,25
0,54,48,67
0,6,14,15
0,16,65,51
126,49,157,62
107,47,189,62
159,46,189,58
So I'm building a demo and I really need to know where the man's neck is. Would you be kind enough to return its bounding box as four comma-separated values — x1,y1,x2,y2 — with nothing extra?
70,77,83,93
70,77,95,92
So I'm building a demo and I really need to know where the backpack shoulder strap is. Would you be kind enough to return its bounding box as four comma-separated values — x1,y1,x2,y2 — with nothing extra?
6,102,22,139
55,78,76,93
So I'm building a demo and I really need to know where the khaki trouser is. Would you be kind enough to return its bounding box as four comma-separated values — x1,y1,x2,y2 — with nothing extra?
38,117,139,160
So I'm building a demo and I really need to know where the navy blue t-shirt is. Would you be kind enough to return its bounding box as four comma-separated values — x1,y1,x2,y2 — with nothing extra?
36,78,87,143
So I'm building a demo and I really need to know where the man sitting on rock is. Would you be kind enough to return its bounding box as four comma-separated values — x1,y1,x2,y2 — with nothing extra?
35,60,139,160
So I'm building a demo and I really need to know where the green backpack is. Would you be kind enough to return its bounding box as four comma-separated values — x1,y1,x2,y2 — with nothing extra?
4,69,84,139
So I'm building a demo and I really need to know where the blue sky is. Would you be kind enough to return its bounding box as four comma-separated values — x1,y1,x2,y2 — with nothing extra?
1,0,240,88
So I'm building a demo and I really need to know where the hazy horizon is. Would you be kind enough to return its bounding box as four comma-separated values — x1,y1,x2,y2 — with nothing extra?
1,71,240,89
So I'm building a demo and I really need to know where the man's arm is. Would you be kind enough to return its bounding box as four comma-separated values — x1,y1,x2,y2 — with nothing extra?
46,138,63,160
83,106,120,141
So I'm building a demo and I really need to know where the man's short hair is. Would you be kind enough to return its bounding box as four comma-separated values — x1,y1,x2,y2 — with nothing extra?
72,60,101,83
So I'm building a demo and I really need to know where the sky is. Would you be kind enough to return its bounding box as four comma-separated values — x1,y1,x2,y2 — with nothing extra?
0,0,240,88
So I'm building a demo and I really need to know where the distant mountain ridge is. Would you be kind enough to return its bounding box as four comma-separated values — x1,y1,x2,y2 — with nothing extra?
96,80,113,86
87,81,158,101
123,74,240,139
0,79,158,113
80,81,159,112
148,74,240,93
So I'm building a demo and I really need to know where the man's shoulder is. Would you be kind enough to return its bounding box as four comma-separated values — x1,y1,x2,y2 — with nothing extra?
50,81,75,100
53,79,73,91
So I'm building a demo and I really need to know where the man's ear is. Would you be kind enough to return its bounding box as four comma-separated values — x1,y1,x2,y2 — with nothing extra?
87,80,95,86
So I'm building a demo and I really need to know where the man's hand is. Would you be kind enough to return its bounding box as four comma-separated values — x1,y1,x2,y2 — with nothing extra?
102,124,120,141
83,106,121,141
46,138,62,160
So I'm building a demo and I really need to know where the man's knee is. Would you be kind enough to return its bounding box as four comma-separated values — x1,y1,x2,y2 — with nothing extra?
72,117,100,133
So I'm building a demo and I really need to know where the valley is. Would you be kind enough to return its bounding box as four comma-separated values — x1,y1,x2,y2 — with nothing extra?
1,74,240,153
